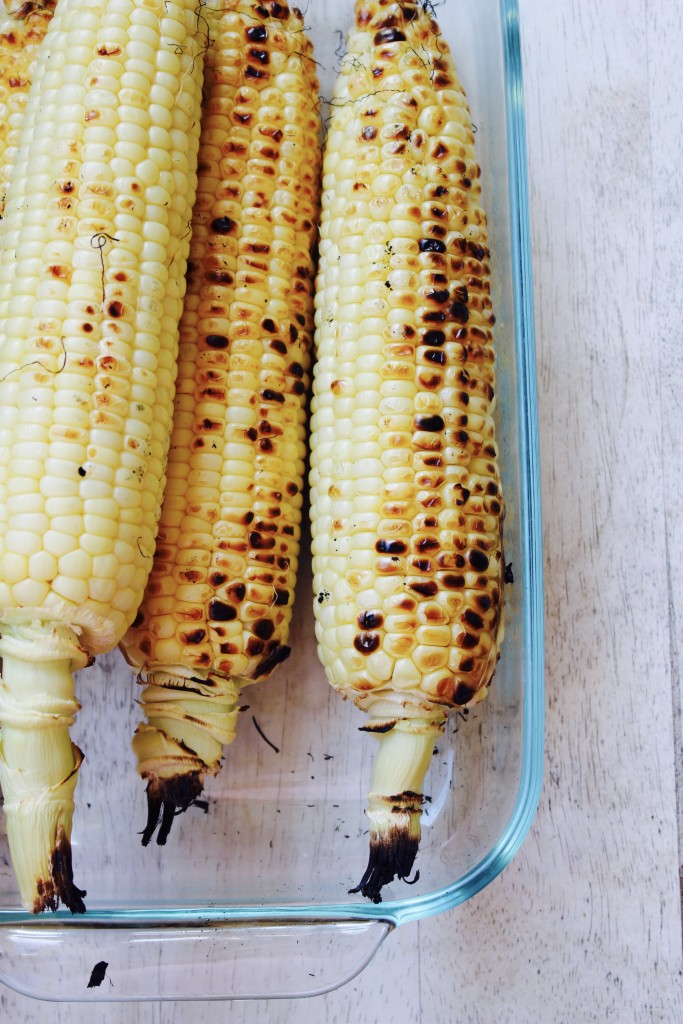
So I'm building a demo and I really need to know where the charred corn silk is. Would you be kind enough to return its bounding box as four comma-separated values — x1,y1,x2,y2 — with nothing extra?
120,0,321,844
310,0,505,901
0,0,205,912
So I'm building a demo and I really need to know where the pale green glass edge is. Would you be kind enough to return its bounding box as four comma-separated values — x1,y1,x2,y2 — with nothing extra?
0,0,543,934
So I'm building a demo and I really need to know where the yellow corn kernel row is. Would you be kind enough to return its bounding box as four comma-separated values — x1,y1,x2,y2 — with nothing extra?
309,0,505,901
119,0,321,844
0,1,56,218
0,0,205,912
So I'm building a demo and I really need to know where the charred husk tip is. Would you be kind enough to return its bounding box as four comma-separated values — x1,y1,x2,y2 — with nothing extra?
33,827,87,914
141,772,204,847
348,827,421,904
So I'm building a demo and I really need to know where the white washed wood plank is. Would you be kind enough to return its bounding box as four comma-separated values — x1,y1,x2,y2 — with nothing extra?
648,0,683,914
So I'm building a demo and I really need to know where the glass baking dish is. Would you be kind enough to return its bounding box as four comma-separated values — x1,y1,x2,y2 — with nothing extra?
0,0,543,1001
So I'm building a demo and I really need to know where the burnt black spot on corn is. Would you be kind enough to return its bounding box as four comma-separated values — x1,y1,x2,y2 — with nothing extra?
121,0,321,845
309,0,504,903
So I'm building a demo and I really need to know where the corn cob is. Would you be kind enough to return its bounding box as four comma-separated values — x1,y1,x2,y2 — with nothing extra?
0,1,56,219
310,0,505,902
0,0,205,912
120,0,321,845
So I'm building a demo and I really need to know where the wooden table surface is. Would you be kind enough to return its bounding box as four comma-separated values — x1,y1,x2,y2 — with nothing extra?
3,0,683,1019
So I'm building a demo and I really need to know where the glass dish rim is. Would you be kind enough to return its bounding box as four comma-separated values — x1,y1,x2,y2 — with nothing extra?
0,0,543,934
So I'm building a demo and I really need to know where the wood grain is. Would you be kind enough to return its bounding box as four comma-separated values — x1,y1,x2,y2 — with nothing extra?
1,0,683,1020
650,0,683,925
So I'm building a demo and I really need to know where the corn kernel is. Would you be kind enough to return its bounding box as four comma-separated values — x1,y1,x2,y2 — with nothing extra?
11,578,50,608
28,551,58,583
51,575,89,606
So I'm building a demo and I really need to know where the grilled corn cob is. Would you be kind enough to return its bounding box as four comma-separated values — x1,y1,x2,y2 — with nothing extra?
120,0,321,845
0,1,56,219
310,0,505,902
0,0,205,912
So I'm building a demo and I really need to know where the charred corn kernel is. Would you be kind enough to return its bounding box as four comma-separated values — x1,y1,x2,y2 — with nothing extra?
309,0,505,903
120,0,321,846
0,1,56,219
0,0,205,913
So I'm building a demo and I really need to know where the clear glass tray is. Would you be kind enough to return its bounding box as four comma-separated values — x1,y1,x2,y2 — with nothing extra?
0,0,543,1001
